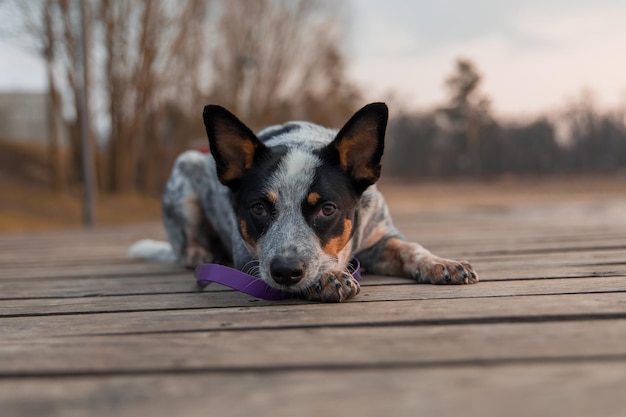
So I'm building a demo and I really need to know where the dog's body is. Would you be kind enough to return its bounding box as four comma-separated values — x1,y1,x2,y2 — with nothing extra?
131,103,477,302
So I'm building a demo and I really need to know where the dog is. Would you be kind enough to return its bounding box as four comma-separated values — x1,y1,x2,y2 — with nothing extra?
129,102,478,302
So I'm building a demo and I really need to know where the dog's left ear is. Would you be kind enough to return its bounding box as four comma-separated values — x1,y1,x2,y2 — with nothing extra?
323,102,388,193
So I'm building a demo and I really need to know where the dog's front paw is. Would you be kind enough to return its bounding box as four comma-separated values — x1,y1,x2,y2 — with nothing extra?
415,257,478,285
304,271,361,302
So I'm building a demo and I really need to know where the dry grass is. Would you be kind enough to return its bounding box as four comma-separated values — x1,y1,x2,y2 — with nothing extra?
0,141,162,233
0,182,161,233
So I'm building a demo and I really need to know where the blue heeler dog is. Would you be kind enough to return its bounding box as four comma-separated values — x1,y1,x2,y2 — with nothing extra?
129,103,478,302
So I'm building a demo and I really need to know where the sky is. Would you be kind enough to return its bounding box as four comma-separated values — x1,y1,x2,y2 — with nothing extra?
346,0,626,118
1,0,625,119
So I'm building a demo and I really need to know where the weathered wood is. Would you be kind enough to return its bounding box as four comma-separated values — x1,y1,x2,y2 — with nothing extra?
3,240,625,284
2,363,626,417
4,292,626,339
0,273,195,299
2,320,626,374
2,276,626,317
0,261,185,280
1,190,626,417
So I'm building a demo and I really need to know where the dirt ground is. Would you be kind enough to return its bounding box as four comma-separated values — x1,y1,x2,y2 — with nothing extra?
0,141,162,233
0,182,162,233
378,175,626,212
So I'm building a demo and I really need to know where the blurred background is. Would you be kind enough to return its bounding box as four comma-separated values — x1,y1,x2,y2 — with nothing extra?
0,0,625,232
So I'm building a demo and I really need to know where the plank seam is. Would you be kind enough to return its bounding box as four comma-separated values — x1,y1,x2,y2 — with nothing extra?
3,354,626,379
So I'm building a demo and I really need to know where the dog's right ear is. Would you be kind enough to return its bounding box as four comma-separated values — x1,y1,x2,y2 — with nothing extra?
203,105,268,188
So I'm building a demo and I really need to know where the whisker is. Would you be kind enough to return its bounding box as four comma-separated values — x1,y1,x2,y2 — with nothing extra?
241,275,268,291
241,260,261,278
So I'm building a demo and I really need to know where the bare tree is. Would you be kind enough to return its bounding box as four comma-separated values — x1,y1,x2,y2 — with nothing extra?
439,58,492,174
209,0,357,129
54,0,99,189
11,0,66,192
98,0,211,193
8,0,357,195
561,92,626,172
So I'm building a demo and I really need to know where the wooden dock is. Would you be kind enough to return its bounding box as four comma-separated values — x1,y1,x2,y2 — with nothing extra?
2,184,626,416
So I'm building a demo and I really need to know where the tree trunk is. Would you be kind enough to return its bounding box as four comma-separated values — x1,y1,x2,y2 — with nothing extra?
43,2,65,193
45,63,66,193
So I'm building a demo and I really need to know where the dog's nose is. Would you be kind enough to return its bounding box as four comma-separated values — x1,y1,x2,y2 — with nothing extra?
270,257,305,286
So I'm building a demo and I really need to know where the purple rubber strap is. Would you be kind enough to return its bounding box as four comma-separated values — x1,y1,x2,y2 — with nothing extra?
194,258,361,301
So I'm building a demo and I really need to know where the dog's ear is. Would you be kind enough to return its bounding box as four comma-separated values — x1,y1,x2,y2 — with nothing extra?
323,102,388,193
203,105,268,188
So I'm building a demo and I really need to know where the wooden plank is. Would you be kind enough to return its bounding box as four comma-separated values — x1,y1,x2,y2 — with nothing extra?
2,362,626,417
2,276,626,317
474,262,626,280
2,261,624,300
3,228,626,267
0,243,134,263
2,320,626,374
0,221,143,244
1,235,624,280
0,262,184,281
1,194,625,417
4,292,626,339
1,258,624,283
0,273,197,299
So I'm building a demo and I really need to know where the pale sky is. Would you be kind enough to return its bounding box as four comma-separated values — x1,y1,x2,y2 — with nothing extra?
1,0,625,119
346,0,626,118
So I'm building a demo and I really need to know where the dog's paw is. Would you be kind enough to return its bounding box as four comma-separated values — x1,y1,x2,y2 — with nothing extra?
415,257,478,285
304,271,361,303
184,245,214,269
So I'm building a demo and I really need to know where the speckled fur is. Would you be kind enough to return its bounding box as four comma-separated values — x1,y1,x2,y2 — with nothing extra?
159,103,478,302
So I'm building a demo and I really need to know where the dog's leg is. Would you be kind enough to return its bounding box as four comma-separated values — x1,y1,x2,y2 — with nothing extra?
162,151,230,269
357,236,478,284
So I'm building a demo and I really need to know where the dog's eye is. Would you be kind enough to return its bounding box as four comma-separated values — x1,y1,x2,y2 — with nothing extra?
250,203,268,218
320,203,337,217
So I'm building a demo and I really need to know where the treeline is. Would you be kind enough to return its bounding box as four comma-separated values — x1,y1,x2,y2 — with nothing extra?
10,1,626,196
13,0,358,194
385,59,626,178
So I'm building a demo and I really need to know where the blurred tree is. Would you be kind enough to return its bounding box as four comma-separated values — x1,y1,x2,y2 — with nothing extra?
12,0,66,193
439,58,493,175
99,0,211,193
55,0,97,188
385,112,438,178
209,0,357,129
561,92,626,173
502,119,560,174
9,0,358,195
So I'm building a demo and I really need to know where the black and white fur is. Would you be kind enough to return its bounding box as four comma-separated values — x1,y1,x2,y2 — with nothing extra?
129,103,477,302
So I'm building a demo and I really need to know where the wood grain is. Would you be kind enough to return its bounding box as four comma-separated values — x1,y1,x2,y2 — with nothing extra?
2,193,626,416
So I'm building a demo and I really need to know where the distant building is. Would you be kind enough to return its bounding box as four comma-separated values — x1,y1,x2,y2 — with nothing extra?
0,91,66,146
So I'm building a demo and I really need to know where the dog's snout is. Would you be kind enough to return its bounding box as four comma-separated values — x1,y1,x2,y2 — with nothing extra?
270,257,305,286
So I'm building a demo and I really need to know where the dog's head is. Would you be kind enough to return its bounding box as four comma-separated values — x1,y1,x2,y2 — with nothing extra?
202,103,388,291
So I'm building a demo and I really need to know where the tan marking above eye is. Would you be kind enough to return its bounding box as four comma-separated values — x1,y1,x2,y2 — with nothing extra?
266,191,278,204
307,192,321,205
